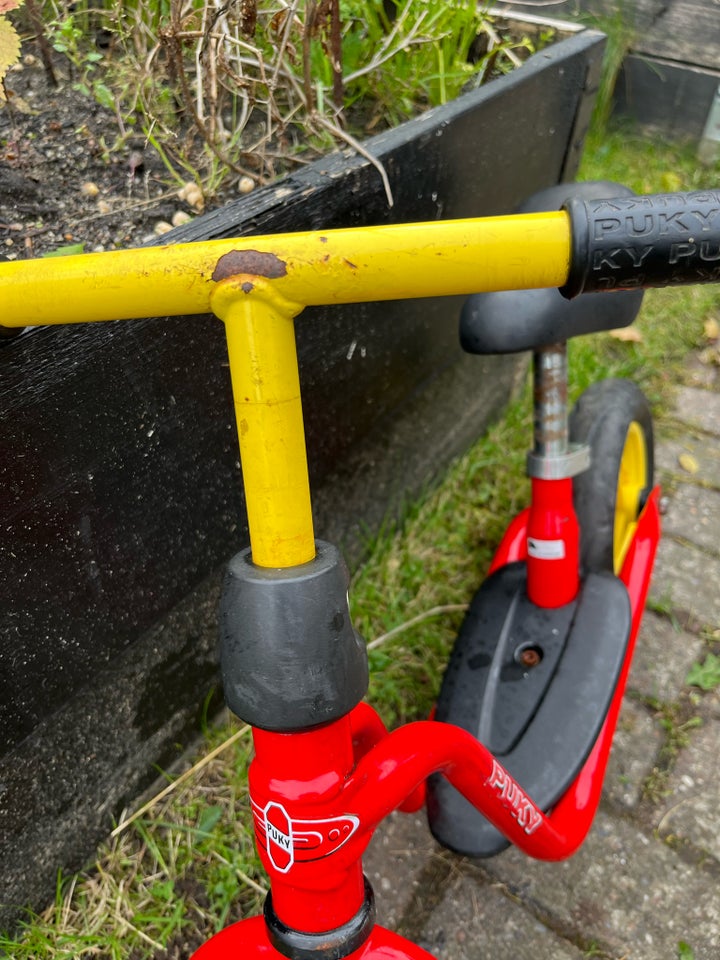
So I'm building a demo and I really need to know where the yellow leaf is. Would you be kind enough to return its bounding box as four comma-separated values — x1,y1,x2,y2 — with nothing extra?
0,14,21,99
698,345,720,367
678,453,700,475
660,172,683,193
4,90,34,113
609,326,643,343
704,317,720,341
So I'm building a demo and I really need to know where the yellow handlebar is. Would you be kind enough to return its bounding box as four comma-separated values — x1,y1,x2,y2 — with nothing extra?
0,213,570,327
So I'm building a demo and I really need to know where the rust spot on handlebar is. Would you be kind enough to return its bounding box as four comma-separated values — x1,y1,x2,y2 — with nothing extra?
212,249,288,282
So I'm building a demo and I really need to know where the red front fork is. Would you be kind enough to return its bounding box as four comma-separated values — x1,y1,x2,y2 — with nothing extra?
525,476,581,607
195,489,660,959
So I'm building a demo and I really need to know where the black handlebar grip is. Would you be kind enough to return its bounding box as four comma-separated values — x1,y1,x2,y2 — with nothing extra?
561,190,720,298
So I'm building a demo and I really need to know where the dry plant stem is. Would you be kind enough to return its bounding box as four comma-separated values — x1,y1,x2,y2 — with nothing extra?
195,2,207,122
212,852,269,895
484,20,523,68
118,915,163,951
163,0,257,178
308,0,343,112
166,15,258,180
316,114,395,207
24,0,58,87
302,1,317,113
110,724,250,838
367,604,469,650
329,0,343,108
270,0,303,95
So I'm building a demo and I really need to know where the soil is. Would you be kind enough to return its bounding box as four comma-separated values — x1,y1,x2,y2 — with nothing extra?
0,16,543,266
0,51,233,261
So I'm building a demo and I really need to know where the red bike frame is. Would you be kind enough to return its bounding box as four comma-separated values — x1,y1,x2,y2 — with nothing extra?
195,486,660,960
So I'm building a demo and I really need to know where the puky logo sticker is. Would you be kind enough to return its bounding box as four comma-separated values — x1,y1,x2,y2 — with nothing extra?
253,800,360,874
487,759,543,836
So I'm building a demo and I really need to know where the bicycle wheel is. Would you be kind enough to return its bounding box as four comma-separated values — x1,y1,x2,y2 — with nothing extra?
569,379,654,574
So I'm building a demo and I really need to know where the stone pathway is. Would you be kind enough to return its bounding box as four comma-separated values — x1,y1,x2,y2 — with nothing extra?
364,373,720,960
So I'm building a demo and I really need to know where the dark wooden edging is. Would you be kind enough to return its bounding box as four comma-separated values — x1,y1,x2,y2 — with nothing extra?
0,31,605,925
495,0,720,143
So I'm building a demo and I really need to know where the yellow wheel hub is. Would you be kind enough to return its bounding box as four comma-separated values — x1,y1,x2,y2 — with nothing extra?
613,421,648,573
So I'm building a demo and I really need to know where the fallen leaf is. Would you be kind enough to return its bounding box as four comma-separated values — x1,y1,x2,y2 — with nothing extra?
609,326,643,343
704,317,720,341
660,171,682,193
678,453,699,474
698,346,720,367
0,14,22,99
42,243,86,258
5,91,35,114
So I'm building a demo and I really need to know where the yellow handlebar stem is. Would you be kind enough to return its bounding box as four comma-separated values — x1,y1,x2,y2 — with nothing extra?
211,280,314,568
0,212,571,569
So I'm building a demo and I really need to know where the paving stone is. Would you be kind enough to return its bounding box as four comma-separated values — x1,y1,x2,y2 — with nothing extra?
480,811,720,960
628,611,705,703
604,697,662,811
657,712,720,861
419,868,585,960
661,482,720,555
649,537,720,629
656,435,720,484
686,353,720,391
674,386,720,437
363,810,439,931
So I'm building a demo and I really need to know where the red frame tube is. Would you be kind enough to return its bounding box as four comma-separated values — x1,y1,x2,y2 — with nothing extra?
525,476,581,607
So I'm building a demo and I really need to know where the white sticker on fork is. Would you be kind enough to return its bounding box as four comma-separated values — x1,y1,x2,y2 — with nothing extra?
527,538,565,560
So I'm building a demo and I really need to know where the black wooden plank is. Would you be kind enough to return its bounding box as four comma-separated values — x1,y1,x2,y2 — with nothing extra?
496,1,720,143
616,54,720,140
496,0,720,69
492,1,664,31
631,0,720,66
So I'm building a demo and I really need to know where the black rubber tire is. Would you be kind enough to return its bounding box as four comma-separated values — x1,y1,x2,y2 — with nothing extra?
569,379,654,574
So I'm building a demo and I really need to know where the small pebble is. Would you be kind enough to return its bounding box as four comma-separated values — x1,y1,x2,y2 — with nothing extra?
177,181,204,211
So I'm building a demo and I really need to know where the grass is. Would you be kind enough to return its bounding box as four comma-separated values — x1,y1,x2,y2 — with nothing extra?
3,127,720,957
